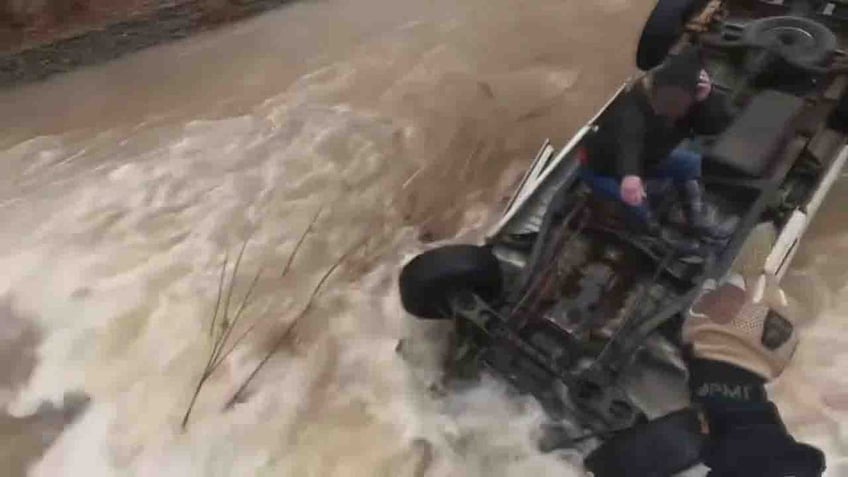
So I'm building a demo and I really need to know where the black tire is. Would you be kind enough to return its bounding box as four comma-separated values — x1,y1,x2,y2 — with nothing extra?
399,245,502,319
584,408,705,477
636,0,700,70
742,16,836,69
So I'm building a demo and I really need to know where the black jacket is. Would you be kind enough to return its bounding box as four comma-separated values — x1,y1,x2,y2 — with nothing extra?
583,82,729,178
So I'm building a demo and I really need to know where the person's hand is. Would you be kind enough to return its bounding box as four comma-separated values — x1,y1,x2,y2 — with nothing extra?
684,273,800,380
620,175,646,206
695,69,712,102
682,228,826,476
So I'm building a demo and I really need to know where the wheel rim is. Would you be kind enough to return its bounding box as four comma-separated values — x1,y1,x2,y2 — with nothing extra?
761,26,818,59
743,16,836,67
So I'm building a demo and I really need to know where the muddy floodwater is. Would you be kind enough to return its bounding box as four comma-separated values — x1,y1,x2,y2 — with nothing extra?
0,0,846,475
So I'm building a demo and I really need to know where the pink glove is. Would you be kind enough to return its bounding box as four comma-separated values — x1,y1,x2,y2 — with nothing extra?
620,175,646,206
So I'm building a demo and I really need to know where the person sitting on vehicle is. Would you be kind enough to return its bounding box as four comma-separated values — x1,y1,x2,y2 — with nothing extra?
580,45,727,238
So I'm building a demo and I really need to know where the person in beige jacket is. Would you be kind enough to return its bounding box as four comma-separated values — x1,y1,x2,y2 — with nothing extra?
682,225,825,476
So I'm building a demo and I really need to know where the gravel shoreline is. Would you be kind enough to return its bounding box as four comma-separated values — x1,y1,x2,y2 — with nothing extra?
0,0,294,89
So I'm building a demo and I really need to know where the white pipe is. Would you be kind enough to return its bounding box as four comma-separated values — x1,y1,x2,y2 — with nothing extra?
764,144,848,279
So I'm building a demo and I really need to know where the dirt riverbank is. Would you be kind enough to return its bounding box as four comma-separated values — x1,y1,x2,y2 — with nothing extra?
0,0,294,88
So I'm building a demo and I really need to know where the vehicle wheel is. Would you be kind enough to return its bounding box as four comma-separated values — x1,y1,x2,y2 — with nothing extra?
584,408,705,477
742,16,836,69
636,0,700,70
399,245,502,319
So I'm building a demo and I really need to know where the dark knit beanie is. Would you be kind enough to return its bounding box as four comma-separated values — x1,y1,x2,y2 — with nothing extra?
653,46,703,95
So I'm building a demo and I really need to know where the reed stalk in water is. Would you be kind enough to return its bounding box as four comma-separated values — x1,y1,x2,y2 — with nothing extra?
181,238,263,430
182,207,326,429
223,235,367,410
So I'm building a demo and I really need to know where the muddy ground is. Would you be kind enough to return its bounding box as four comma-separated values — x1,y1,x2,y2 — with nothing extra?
0,0,294,88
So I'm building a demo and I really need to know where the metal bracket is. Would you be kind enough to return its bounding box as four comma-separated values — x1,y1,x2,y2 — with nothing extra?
450,292,642,430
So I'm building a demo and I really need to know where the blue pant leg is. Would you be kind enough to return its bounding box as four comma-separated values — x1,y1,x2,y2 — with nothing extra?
650,148,702,183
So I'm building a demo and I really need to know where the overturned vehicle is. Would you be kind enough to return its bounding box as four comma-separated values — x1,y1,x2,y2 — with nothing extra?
398,0,848,475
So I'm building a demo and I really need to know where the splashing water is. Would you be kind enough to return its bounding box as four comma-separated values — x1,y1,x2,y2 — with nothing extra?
0,0,845,475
